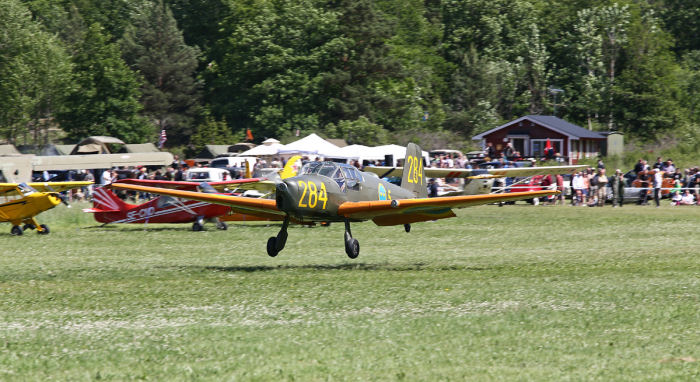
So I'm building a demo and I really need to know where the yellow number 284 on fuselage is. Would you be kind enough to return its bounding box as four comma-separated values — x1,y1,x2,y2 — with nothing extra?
0,182,92,236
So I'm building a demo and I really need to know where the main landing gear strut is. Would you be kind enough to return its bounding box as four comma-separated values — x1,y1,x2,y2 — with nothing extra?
344,219,359,259
267,216,290,257
11,218,50,236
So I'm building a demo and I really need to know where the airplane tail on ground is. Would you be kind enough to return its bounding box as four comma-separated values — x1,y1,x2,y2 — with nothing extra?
400,143,428,198
89,187,130,212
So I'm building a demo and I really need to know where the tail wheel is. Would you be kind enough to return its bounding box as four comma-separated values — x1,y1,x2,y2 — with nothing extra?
11,226,23,236
38,224,50,235
345,238,360,259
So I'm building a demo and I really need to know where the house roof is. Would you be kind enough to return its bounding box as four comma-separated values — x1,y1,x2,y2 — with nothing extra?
473,115,606,140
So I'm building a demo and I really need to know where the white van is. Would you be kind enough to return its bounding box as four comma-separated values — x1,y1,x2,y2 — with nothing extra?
210,156,257,170
185,167,231,182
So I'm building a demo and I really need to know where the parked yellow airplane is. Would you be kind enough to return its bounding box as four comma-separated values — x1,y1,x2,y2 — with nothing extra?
0,181,92,235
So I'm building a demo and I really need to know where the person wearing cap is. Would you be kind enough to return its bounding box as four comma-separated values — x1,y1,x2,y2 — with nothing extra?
595,168,608,207
611,169,625,207
428,178,439,198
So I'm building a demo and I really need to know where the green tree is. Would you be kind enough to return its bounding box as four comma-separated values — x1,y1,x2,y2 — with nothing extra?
121,0,202,146
188,111,239,156
56,22,150,142
568,7,607,129
597,3,630,130
321,0,411,132
208,0,349,139
0,0,73,145
323,116,389,145
613,6,684,138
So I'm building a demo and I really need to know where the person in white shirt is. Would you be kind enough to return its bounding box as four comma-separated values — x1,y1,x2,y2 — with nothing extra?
101,169,113,185
653,168,664,207
678,190,695,205
571,172,585,206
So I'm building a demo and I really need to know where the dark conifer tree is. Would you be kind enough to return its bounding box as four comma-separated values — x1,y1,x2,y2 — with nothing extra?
121,0,201,146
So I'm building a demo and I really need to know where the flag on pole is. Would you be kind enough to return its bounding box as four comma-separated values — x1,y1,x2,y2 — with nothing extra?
158,129,167,148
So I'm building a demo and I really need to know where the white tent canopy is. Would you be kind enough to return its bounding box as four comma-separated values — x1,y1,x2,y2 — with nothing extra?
238,142,284,156
327,144,429,166
278,133,344,157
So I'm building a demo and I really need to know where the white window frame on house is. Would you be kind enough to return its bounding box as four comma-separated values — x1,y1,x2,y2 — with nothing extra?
506,134,530,156
530,139,563,158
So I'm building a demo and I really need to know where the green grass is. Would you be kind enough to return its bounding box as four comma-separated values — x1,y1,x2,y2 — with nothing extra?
1,202,699,380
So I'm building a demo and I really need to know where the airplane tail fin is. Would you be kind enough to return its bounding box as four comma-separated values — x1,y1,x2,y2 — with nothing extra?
91,187,130,212
279,155,301,179
400,143,428,198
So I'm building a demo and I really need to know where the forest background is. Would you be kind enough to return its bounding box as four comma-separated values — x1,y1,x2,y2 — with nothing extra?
1,0,699,164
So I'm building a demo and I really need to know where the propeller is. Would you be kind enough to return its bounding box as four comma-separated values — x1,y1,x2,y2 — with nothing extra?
59,193,71,208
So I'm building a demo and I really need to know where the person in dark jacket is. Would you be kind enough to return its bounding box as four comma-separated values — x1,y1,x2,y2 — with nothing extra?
428,178,439,197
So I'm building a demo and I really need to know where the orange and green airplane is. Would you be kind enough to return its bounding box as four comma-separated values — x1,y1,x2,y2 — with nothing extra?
0,181,92,236
110,144,558,259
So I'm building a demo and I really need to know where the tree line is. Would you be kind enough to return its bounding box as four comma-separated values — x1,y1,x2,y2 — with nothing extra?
1,0,699,153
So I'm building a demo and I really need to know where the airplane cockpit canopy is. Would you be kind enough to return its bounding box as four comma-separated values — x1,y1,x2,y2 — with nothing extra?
300,161,364,190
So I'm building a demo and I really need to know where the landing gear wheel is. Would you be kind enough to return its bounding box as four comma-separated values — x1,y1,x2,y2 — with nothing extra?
11,226,23,236
38,224,50,235
343,219,359,259
267,237,279,257
345,238,360,259
216,221,228,230
404,224,411,233
23,224,36,231
267,216,290,257
192,222,204,231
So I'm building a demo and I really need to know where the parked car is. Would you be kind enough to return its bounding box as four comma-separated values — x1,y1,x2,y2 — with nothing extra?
185,168,231,182
210,156,257,171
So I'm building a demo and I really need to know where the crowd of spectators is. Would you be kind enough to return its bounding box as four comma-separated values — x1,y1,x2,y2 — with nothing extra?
57,150,699,208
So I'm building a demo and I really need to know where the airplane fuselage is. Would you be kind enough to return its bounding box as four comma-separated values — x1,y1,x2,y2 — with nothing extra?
0,192,61,225
92,192,230,225
275,167,415,223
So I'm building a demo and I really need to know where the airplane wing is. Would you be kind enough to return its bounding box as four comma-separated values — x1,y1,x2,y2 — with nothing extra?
27,181,94,193
115,178,273,193
365,165,586,179
0,184,21,196
0,181,93,196
109,183,285,219
337,190,558,226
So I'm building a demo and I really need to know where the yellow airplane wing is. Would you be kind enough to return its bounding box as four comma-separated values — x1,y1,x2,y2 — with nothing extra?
0,181,92,197
337,190,558,226
0,184,21,196
27,181,93,193
109,183,285,218
365,165,586,179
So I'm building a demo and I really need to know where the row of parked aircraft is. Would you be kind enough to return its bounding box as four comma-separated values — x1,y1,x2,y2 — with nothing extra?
1,143,585,258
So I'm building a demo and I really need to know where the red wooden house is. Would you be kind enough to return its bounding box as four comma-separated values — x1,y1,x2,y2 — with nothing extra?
472,115,607,164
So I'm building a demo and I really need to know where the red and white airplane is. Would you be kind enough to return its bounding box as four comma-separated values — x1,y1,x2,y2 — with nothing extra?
85,178,275,230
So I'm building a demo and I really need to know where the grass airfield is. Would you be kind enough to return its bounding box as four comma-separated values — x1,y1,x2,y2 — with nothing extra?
1,202,699,380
